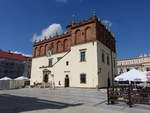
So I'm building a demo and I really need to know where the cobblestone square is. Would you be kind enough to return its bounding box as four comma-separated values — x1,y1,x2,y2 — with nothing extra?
0,88,150,113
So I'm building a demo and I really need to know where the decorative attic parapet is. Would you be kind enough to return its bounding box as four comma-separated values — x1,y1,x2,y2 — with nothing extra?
33,15,116,58
67,16,99,29
34,32,71,47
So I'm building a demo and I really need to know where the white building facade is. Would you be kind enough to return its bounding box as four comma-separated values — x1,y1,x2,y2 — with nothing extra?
30,15,117,88
0,50,31,79
117,55,150,74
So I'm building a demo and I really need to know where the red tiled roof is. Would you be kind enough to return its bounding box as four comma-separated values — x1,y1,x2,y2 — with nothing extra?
0,51,30,61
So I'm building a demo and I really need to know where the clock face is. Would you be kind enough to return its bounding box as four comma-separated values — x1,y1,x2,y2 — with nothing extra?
47,50,52,57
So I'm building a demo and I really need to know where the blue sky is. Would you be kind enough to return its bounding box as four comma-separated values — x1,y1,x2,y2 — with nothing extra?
0,0,150,58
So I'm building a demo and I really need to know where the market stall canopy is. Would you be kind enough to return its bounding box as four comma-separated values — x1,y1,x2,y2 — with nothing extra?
115,69,147,82
15,76,29,81
0,77,12,80
146,72,150,77
145,71,150,81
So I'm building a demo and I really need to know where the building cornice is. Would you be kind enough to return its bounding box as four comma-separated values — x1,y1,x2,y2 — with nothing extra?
117,56,150,61
34,33,71,47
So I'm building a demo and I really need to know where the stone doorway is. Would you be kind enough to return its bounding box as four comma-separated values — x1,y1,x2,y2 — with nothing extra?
64,75,69,87
43,69,51,83
43,74,49,83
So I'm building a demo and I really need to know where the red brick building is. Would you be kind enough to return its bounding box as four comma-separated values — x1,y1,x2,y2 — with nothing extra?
31,15,117,88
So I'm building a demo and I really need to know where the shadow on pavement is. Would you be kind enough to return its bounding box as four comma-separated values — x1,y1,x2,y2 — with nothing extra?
0,94,83,113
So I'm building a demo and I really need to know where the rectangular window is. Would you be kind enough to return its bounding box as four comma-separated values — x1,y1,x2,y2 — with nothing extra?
48,58,53,67
80,51,86,62
107,55,110,65
102,52,105,63
146,67,150,71
80,73,86,84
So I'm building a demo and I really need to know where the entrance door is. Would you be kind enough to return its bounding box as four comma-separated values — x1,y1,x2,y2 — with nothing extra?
43,74,49,83
64,75,69,87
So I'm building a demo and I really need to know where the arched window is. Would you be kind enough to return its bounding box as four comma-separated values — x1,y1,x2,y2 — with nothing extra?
65,74,69,87
85,27,92,41
40,46,44,56
34,47,37,57
57,41,62,52
75,29,85,44
66,61,69,66
50,42,54,54
35,47,40,57
45,44,48,55
64,39,69,51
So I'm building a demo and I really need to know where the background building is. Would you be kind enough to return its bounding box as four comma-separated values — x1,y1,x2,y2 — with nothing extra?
117,54,150,74
0,50,31,79
31,15,117,88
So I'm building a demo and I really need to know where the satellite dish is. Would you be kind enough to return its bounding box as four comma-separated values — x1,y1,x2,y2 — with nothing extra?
46,50,52,57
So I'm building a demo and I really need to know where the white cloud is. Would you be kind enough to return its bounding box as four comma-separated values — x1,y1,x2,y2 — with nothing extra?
55,0,68,3
32,24,63,42
12,51,32,57
102,19,112,28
